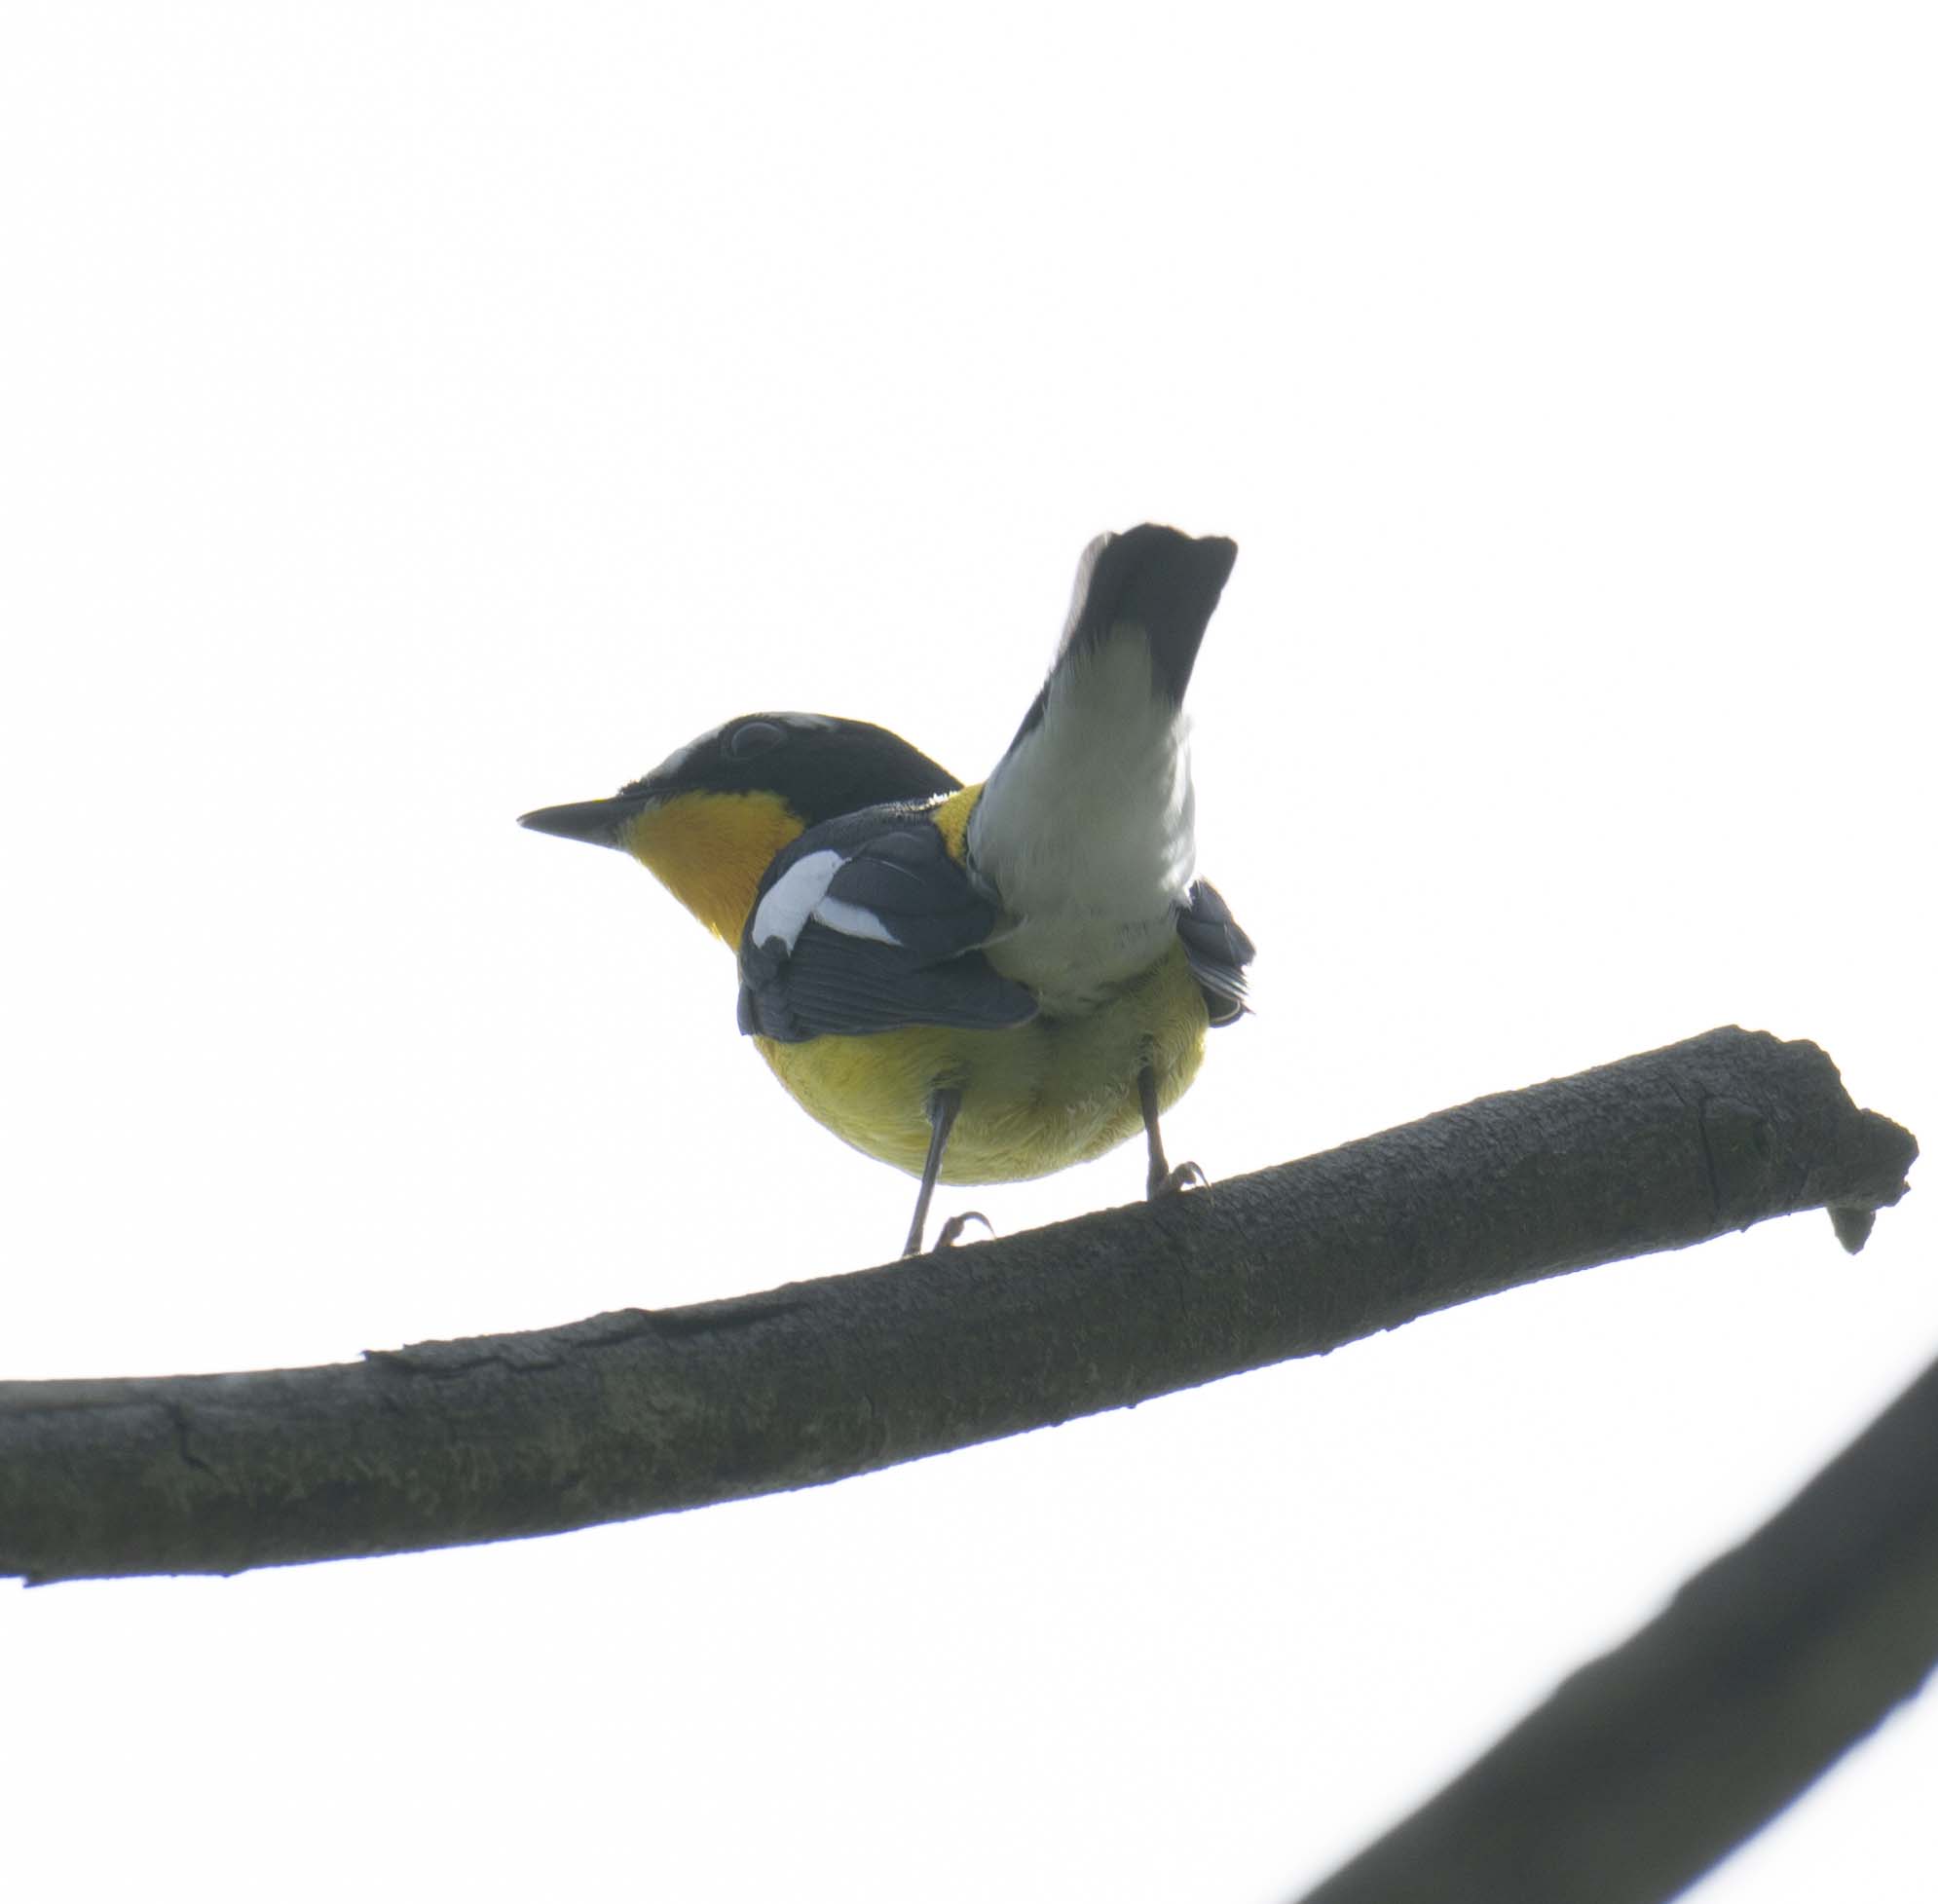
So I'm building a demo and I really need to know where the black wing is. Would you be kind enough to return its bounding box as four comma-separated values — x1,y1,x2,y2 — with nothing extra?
737,810,1038,1044
1176,878,1253,1027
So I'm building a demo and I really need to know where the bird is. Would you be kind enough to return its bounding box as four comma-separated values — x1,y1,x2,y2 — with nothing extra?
520,523,1253,1257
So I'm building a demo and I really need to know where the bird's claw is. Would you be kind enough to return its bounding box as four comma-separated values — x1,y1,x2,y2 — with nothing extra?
933,1211,993,1250
1148,1161,1208,1200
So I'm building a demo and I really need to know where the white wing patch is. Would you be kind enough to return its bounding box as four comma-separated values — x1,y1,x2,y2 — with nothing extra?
748,847,900,954
749,848,844,953
812,895,901,945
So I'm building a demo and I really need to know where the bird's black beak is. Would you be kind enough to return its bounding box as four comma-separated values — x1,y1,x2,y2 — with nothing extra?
517,792,657,849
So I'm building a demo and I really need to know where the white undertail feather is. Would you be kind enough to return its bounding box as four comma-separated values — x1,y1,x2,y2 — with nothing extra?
968,629,1196,1016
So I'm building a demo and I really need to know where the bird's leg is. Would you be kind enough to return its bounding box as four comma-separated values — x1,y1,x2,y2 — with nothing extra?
1139,1060,1207,1200
904,1086,965,1257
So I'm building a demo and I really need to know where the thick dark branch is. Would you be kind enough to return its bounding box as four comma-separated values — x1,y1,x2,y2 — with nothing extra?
1294,1347,1938,1904
0,1027,1914,1585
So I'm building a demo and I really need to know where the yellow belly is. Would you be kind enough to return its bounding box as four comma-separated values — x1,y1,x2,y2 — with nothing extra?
754,942,1211,1184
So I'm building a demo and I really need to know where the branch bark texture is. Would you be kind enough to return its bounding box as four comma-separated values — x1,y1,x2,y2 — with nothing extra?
1294,1346,1938,1904
0,1027,1915,1584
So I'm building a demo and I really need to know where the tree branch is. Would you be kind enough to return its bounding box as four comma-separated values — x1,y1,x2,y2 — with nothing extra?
0,1027,1914,1585
1293,1346,1938,1904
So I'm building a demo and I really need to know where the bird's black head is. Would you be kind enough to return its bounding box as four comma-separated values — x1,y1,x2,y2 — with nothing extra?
622,713,959,826
519,712,960,850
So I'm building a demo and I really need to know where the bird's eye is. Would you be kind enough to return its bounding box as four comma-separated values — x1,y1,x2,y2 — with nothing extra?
727,721,787,760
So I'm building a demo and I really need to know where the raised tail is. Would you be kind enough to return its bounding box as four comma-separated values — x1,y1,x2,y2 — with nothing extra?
967,525,1239,1013
1005,524,1237,754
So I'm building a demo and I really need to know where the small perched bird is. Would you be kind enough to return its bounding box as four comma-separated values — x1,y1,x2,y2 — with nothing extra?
521,523,1253,1256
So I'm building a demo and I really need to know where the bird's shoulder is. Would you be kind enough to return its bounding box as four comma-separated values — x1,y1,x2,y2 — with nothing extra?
736,796,1035,1044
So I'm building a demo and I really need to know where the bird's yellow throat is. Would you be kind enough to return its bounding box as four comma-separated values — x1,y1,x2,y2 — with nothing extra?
618,790,805,944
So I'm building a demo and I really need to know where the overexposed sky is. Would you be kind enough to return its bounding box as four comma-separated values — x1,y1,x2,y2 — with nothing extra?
3,7,1933,1900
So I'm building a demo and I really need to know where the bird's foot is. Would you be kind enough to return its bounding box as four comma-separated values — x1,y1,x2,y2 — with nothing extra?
901,1210,992,1258
1147,1161,1208,1200
933,1211,993,1250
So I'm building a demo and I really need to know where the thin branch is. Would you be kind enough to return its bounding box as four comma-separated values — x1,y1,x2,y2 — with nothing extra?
0,1027,1915,1585
1293,1346,1938,1904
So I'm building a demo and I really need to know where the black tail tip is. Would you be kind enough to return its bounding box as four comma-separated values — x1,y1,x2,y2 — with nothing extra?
1066,524,1238,701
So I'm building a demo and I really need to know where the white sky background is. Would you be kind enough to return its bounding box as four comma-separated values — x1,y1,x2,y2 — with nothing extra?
2,6,1933,1900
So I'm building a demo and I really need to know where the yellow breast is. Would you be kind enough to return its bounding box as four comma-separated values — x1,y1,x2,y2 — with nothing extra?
755,941,1210,1183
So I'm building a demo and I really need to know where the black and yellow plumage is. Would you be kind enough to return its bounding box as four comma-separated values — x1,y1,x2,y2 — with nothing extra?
521,523,1253,1254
